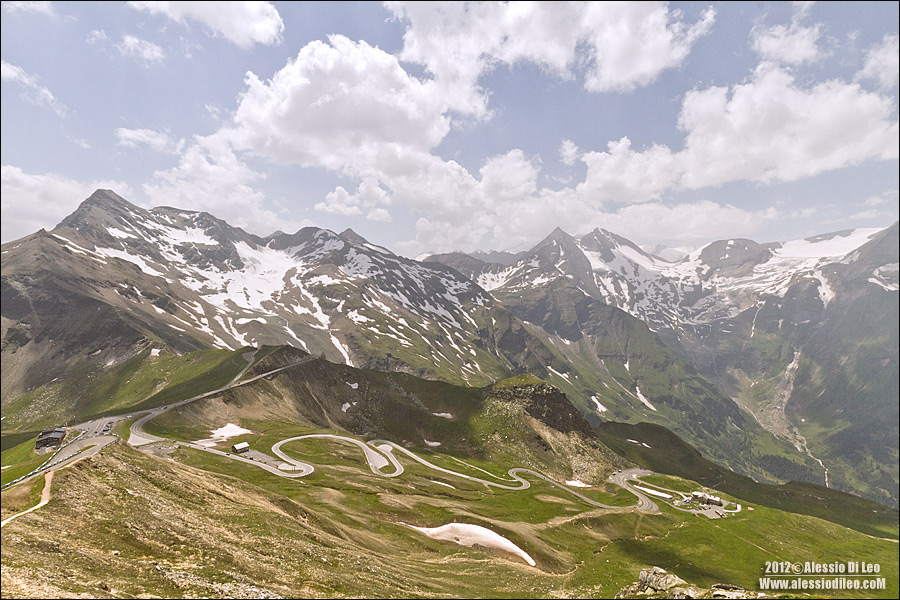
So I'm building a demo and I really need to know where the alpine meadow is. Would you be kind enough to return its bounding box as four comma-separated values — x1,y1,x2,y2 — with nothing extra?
2,2,898,599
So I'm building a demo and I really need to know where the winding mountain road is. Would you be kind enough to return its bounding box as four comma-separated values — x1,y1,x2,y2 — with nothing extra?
267,435,648,511
128,351,316,446
6,349,666,520
120,348,661,513
608,468,660,512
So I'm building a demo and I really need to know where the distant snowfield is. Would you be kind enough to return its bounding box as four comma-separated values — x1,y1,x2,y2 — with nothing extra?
773,228,881,259
431,480,456,489
192,423,252,447
634,385,656,411
571,226,890,333
633,485,672,499
403,522,536,567
565,479,590,488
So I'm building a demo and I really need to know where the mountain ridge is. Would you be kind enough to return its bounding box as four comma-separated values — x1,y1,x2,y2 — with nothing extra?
2,189,897,506
426,220,898,507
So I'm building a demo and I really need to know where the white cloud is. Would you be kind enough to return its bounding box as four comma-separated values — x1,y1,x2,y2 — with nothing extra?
792,1,816,20
204,103,224,122
116,34,165,66
1,1,54,16
559,139,579,166
594,201,779,245
568,62,898,205
230,35,449,172
145,9,896,255
578,137,679,204
366,208,392,222
314,186,363,217
856,34,899,90
115,127,183,153
86,29,108,45
750,1,823,66
850,189,900,221
580,3,716,93
128,1,283,48
1,165,132,243
479,150,539,205
314,178,391,217
143,133,301,236
678,63,898,188
862,190,898,207
402,188,779,255
391,58,898,252
751,21,822,65
0,60,67,117
387,1,715,117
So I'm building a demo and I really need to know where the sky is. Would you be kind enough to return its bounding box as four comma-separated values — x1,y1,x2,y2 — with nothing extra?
1,1,898,257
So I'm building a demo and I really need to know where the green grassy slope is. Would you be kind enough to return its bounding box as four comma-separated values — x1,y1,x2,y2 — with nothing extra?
487,281,824,491
2,429,896,598
3,348,897,597
1,347,247,432
596,421,898,539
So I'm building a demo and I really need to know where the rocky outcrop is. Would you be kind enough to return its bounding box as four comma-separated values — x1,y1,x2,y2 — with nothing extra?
488,383,593,436
615,567,769,599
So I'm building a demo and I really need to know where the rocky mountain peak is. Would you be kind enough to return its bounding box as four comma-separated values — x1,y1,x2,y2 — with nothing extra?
542,226,576,244
532,226,584,262
694,238,772,280
421,251,487,280
82,189,136,210
338,228,370,246
578,228,620,262
57,189,146,231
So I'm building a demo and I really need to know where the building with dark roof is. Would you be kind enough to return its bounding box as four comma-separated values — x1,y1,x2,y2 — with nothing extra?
36,428,66,450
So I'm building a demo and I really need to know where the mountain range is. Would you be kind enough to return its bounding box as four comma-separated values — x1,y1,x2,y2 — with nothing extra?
426,222,899,506
2,189,897,507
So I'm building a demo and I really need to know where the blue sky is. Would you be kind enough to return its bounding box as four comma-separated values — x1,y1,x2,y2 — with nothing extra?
2,1,897,256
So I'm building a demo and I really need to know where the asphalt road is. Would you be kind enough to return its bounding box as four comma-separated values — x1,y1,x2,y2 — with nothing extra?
608,468,660,512
3,434,118,490
3,350,311,489
271,434,405,478
5,349,676,519
174,440,310,479
128,352,317,447
268,436,654,512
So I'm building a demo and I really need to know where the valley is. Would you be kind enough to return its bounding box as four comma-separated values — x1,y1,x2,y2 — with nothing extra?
3,344,897,598
2,191,897,598
6,191,897,507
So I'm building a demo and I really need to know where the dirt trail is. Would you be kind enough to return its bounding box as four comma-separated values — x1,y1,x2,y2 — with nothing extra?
1,471,54,528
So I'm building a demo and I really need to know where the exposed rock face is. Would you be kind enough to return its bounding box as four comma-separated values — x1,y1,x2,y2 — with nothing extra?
4,189,896,505
488,383,593,436
428,222,900,507
614,566,770,599
614,566,698,598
